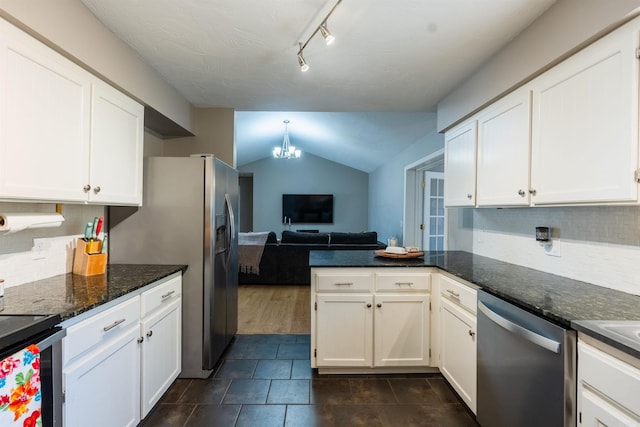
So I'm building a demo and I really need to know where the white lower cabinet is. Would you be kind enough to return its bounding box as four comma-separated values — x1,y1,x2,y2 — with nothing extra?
374,294,430,367
312,268,431,372
62,273,182,425
578,338,640,425
315,293,373,367
140,296,182,417
62,297,140,427
438,274,477,414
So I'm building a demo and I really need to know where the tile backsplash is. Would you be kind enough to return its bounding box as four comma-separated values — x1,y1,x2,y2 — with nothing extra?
0,202,104,287
469,206,640,295
0,235,79,287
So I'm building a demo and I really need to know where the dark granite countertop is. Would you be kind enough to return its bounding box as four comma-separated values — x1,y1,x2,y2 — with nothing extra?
2,264,186,321
310,250,640,356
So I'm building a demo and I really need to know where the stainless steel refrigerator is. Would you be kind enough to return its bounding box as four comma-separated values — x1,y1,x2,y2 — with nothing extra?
109,155,238,378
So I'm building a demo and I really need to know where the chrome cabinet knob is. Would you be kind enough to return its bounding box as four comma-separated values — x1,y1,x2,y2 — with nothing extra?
83,184,91,193
529,188,537,196
469,330,476,337
93,186,101,194
147,330,153,337
366,303,372,308
377,303,382,308
467,193,472,200
518,189,526,197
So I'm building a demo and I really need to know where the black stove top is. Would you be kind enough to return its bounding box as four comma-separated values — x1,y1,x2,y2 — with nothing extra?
0,314,61,352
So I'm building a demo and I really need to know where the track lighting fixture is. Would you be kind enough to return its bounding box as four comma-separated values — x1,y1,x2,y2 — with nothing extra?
320,22,335,46
297,43,309,72
296,0,342,71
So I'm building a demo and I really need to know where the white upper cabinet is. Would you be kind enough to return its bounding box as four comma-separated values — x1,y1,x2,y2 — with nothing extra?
530,19,640,205
0,19,92,202
0,18,144,206
476,87,531,206
89,82,144,205
444,119,477,207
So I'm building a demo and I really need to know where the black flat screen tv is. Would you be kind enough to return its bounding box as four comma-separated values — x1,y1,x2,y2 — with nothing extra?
282,194,334,224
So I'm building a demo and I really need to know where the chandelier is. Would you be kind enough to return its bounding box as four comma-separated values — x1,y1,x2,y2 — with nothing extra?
272,120,301,159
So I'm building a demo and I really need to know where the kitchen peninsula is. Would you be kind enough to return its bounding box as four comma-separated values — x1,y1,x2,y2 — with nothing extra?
310,249,640,424
310,250,640,329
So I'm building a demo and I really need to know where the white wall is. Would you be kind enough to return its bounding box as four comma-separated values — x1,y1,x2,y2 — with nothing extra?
239,153,369,236
369,123,443,246
437,0,640,131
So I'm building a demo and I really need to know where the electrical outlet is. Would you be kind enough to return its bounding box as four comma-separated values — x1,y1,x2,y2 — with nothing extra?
31,239,46,260
544,239,562,257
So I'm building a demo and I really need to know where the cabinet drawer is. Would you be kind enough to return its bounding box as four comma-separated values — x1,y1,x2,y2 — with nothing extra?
579,341,640,417
315,271,373,292
375,272,430,292
141,274,182,317
63,295,140,363
440,275,477,314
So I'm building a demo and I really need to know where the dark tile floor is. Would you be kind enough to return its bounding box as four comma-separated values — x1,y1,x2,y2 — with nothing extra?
142,334,478,427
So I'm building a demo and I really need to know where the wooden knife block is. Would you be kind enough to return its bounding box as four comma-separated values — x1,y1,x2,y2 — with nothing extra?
73,238,107,276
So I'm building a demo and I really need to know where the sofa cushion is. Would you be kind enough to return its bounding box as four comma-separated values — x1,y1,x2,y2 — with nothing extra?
281,230,330,244
330,231,378,245
266,231,278,244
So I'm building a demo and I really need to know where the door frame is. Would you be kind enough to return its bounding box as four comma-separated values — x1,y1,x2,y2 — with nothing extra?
403,149,445,248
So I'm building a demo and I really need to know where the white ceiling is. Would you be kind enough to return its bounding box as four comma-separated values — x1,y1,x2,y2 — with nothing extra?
80,0,555,171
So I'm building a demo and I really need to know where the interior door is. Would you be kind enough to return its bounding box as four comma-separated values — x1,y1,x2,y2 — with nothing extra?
422,171,445,250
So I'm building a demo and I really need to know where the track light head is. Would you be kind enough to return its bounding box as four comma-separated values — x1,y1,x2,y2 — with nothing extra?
297,53,309,72
298,43,309,72
320,23,335,45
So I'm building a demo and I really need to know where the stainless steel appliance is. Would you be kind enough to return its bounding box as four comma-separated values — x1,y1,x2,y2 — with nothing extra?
0,314,65,427
109,156,239,378
477,290,576,427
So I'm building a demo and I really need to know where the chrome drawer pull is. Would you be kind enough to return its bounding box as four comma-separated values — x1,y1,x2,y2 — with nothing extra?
446,289,460,298
161,290,176,299
103,318,126,332
334,282,353,286
395,282,413,286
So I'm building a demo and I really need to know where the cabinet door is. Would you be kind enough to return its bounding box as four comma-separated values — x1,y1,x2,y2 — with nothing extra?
444,119,477,207
89,81,144,205
530,23,640,204
440,298,477,414
141,298,181,417
0,19,91,202
315,294,373,367
374,294,430,367
477,87,531,206
63,324,141,427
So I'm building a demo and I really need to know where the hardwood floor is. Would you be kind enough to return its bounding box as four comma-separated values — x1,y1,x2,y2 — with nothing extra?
238,285,310,334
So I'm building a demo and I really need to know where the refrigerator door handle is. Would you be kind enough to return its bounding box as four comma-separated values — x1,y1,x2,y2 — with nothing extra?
478,301,561,353
225,193,235,265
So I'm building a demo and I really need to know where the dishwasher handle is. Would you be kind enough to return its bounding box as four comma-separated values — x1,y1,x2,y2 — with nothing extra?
478,301,560,354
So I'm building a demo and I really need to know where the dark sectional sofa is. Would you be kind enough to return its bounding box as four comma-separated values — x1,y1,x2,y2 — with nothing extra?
238,230,385,285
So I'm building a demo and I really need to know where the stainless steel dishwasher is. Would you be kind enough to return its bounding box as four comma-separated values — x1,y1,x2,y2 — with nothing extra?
477,290,576,427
